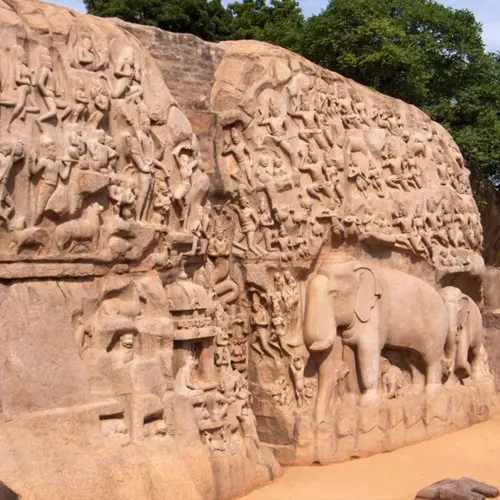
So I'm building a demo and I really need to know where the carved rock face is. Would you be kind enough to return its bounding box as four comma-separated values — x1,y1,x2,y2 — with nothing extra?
0,1,495,499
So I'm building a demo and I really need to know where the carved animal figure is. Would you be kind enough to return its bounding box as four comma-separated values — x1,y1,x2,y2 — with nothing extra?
55,202,103,253
8,217,49,254
440,286,484,380
303,256,448,424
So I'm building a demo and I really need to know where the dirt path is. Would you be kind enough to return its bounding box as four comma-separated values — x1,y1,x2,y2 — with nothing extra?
243,416,500,500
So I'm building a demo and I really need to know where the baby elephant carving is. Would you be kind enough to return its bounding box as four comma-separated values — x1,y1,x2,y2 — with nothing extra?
440,286,485,380
55,202,103,253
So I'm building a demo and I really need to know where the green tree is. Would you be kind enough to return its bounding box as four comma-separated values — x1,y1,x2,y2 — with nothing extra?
227,0,305,53
84,0,233,41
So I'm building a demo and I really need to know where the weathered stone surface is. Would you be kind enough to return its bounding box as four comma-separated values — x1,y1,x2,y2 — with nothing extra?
0,0,497,497
415,477,499,500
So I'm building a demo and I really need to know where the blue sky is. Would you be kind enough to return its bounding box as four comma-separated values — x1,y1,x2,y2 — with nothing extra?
49,0,500,52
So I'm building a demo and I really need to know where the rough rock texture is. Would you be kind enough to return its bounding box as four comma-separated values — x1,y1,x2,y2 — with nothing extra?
0,0,497,498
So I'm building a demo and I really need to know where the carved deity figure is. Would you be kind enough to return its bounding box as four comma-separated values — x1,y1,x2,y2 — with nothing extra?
151,179,172,226
109,331,135,369
238,404,261,460
30,136,70,224
88,77,110,129
129,115,169,220
232,195,263,257
173,142,198,229
367,161,385,197
250,293,276,360
323,155,345,204
270,299,292,357
289,94,329,150
347,158,369,197
108,175,137,221
223,126,254,189
74,35,103,72
258,97,296,169
70,77,90,124
0,141,25,224
88,130,117,173
112,46,143,102
257,196,276,252
382,141,409,191
174,353,205,398
36,48,71,130
189,201,212,255
290,356,306,408
298,148,334,200
0,44,40,132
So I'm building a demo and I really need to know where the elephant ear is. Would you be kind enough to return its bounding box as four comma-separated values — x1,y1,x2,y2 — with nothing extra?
354,265,380,323
458,296,471,330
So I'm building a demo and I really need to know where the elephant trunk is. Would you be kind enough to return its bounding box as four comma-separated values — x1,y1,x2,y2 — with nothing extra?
304,273,338,425
443,301,459,368
304,274,337,352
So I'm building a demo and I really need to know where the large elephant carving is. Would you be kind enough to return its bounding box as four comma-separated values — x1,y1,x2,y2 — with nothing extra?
440,286,484,380
303,257,448,424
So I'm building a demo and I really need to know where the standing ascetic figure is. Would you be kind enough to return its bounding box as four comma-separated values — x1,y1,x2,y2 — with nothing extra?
0,44,40,132
303,255,448,424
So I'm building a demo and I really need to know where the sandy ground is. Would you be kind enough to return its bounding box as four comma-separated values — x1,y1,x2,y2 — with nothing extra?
242,416,500,500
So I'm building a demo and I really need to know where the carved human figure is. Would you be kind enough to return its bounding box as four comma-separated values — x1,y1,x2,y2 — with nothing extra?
223,126,254,188
88,130,117,173
36,48,71,130
74,35,103,71
257,196,276,252
336,82,360,129
272,157,292,192
238,404,261,461
270,299,292,357
343,209,360,239
112,46,143,102
173,143,198,229
382,141,409,191
250,293,276,360
189,201,211,255
367,161,385,197
323,154,345,203
108,175,137,221
403,150,423,189
258,97,296,169
109,331,135,369
290,356,306,408
298,148,334,200
232,195,263,256
174,353,205,398
65,127,87,164
30,136,70,224
128,116,169,220
0,44,40,132
255,155,273,188
0,141,24,224
347,158,369,197
70,77,90,124
289,94,329,150
351,91,372,127
151,179,172,226
88,77,111,129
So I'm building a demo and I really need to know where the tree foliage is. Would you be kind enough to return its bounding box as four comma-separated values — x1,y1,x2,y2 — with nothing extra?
84,0,500,185
84,0,233,41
